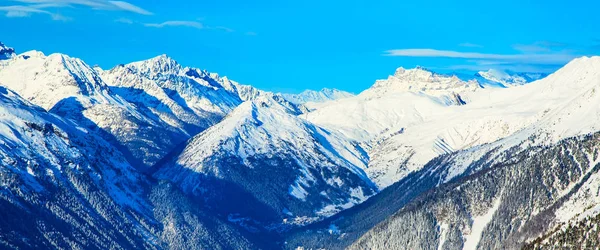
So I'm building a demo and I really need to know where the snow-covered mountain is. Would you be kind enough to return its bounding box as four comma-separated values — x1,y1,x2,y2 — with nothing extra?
303,67,486,187
281,88,354,104
152,94,377,227
476,69,548,87
365,56,600,188
286,56,600,249
306,67,480,141
0,85,265,249
2,40,600,250
302,62,583,188
0,50,187,169
0,47,274,169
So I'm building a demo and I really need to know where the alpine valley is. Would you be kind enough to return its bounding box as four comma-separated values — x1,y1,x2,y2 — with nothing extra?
1,41,600,250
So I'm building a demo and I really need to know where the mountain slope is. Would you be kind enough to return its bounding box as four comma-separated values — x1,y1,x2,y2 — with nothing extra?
351,132,600,250
475,69,548,87
0,85,151,249
152,95,377,228
0,84,264,249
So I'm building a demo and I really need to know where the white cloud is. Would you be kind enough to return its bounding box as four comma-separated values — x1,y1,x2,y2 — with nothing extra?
107,1,152,15
384,48,578,65
144,21,204,29
143,20,237,33
1,5,47,16
213,26,234,32
10,0,152,15
0,4,68,20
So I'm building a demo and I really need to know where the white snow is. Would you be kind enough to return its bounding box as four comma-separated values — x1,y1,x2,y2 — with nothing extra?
281,88,354,105
555,148,600,223
463,195,502,250
438,223,449,250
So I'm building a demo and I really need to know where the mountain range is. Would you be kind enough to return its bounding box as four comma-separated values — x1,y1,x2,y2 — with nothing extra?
0,41,598,250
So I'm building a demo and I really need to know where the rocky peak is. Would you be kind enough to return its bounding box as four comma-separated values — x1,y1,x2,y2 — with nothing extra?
370,66,471,92
126,54,182,78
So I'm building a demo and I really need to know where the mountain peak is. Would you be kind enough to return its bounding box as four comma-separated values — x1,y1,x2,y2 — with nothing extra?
393,66,435,77
124,54,182,78
563,56,600,69
0,42,16,60
146,54,179,66
369,66,468,93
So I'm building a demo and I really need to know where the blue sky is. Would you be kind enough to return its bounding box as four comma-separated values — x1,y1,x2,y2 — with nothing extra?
1,0,599,93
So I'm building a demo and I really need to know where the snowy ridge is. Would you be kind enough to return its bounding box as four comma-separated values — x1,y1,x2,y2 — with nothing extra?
0,50,188,168
101,55,243,134
476,69,548,87
0,51,119,110
282,88,354,104
0,47,275,168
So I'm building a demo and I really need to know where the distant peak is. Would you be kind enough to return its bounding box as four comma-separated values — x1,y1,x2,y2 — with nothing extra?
281,88,354,104
475,68,548,87
367,66,473,93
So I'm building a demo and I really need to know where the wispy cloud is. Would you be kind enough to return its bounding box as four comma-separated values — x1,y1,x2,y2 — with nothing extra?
245,31,257,36
8,0,153,16
384,49,577,65
213,26,234,32
144,21,204,29
384,40,587,73
106,1,151,15
143,20,237,33
459,42,483,48
0,5,68,20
